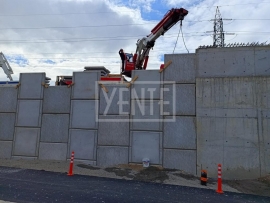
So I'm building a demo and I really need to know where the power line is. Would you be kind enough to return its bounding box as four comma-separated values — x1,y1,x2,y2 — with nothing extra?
0,19,270,30
0,34,213,44
0,32,268,44
0,21,213,30
0,23,158,30
3,48,190,55
234,19,270,20
188,1,270,9
0,1,269,16
0,33,201,42
0,19,268,31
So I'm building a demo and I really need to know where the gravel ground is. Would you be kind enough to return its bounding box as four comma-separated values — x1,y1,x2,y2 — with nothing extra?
0,158,238,193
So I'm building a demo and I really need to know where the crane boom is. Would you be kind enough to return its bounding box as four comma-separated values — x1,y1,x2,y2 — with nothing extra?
0,52,13,81
134,8,188,70
121,8,188,76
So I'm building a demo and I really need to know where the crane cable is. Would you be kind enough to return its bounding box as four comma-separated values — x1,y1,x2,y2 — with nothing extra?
173,21,189,54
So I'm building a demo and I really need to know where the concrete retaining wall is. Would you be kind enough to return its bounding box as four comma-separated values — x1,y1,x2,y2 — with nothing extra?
195,46,270,179
0,45,270,179
196,77,270,179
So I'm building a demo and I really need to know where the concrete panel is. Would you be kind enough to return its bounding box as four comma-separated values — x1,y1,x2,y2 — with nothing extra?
261,148,270,175
196,78,214,109
164,84,195,115
39,143,67,160
223,118,258,148
197,117,258,148
18,73,45,99
99,84,130,115
0,113,15,141
98,115,129,146
223,146,260,179
0,141,12,159
97,146,128,167
70,100,97,129
261,118,270,175
71,71,100,99
69,129,97,160
16,100,42,127
0,87,17,112
255,47,270,76
197,117,260,179
259,77,270,109
131,100,162,131
131,70,161,100
163,149,196,175
197,117,225,146
262,118,270,148
130,131,162,164
13,128,40,156
196,78,257,109
43,86,71,113
196,47,256,77
164,116,196,149
41,114,69,143
164,54,196,83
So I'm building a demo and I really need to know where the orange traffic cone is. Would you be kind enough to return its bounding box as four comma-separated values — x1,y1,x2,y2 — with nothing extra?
216,164,224,194
68,151,75,176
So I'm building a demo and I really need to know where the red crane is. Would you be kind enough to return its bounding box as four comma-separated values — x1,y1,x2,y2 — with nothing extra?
120,8,188,77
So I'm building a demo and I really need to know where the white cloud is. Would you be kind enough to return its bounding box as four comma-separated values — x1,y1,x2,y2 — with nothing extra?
128,0,156,12
0,0,269,84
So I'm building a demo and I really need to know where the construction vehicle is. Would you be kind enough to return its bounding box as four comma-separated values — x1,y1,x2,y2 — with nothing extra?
0,52,14,81
121,8,188,77
55,8,188,85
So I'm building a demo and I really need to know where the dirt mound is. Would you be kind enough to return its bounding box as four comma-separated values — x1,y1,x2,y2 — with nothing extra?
133,166,169,183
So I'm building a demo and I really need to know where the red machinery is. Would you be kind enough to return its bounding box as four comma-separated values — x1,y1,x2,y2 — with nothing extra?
56,8,188,85
121,8,188,77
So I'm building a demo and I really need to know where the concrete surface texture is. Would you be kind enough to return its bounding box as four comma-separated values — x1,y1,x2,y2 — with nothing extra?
0,45,269,180
196,77,270,179
196,46,270,77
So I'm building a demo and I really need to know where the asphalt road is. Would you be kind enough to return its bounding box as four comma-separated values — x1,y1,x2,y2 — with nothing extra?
0,166,269,203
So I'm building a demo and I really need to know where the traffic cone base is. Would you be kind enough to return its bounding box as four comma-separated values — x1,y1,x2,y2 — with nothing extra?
216,190,224,194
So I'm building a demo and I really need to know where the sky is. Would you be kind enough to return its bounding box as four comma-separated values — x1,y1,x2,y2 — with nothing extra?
0,0,269,84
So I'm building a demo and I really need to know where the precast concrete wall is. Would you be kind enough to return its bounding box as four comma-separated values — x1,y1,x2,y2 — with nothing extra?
1,45,269,179
0,58,198,175
163,54,197,175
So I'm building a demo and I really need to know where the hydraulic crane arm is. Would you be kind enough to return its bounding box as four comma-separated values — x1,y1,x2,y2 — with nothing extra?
133,8,188,70
0,52,13,81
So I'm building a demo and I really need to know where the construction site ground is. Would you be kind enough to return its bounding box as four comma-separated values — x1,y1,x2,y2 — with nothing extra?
0,159,269,197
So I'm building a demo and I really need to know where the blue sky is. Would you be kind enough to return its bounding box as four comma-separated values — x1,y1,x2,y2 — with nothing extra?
6,55,29,67
140,1,169,20
0,0,269,83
